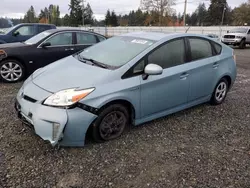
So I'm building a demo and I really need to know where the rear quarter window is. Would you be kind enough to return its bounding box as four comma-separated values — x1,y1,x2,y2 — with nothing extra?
212,42,222,55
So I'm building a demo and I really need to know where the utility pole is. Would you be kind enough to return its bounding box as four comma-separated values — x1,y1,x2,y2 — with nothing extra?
221,5,226,26
82,0,85,26
183,0,187,26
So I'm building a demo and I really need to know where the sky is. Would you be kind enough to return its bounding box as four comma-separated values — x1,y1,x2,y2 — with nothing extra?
0,0,247,20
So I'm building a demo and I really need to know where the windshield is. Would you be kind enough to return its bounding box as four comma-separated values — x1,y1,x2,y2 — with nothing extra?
0,27,14,34
24,31,51,44
229,28,248,33
79,36,156,67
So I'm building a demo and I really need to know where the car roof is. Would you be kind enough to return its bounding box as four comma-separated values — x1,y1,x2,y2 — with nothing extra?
120,31,211,42
16,23,56,26
45,29,106,36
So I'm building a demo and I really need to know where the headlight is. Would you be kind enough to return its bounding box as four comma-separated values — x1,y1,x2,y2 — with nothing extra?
43,88,95,107
236,36,243,39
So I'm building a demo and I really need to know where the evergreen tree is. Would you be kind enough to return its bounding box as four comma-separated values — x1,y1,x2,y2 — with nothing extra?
105,10,111,26
23,6,37,23
207,0,229,25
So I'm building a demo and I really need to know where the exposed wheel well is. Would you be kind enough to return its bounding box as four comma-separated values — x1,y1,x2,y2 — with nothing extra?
222,75,232,88
85,99,136,142
98,100,136,125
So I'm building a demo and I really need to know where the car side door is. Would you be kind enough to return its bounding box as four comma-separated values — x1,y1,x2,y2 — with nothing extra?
10,25,36,42
139,38,190,118
31,32,74,71
186,37,221,102
74,32,100,53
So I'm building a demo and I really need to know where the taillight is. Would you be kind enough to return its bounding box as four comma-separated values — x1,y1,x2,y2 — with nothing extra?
233,50,236,63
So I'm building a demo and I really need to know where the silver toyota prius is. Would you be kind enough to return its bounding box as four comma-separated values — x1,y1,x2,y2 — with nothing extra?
15,32,237,147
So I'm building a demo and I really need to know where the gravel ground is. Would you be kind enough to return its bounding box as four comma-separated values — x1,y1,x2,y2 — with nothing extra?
0,48,250,188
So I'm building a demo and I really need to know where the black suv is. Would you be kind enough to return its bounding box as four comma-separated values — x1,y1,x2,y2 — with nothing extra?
0,23,56,44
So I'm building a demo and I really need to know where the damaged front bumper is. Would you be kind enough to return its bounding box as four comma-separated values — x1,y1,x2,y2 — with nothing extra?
15,81,97,147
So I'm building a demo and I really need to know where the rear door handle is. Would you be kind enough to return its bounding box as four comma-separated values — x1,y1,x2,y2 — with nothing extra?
213,62,219,68
180,73,189,80
65,48,75,51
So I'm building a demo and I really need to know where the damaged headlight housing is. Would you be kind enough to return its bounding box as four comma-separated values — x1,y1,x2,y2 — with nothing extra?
43,88,95,107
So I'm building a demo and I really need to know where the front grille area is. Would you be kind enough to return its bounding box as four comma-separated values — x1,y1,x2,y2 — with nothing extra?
224,35,235,39
23,95,37,103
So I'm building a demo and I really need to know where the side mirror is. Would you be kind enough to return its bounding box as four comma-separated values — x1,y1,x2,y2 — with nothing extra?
41,42,51,48
143,64,163,80
13,31,20,36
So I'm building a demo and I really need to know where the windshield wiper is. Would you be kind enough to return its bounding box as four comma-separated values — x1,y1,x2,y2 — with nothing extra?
77,54,108,69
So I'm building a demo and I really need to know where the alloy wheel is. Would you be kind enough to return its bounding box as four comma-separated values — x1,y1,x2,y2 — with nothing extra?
0,62,23,82
215,82,227,102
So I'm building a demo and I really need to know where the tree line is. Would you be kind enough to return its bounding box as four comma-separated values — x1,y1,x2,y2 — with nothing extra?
1,0,250,28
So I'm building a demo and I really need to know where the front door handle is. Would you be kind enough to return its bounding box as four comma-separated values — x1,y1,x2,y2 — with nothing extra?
180,73,189,80
65,48,75,51
213,62,219,68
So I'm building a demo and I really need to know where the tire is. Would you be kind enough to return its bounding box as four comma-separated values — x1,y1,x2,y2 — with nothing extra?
0,59,25,83
92,104,129,143
239,39,246,49
210,78,229,105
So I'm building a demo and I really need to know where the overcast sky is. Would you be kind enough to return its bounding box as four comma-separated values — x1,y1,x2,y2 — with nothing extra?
0,0,247,20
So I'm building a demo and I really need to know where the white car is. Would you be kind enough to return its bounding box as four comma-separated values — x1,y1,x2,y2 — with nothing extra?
221,28,250,49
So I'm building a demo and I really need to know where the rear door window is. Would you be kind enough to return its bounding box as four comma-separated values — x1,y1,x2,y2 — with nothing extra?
189,38,213,61
76,32,97,44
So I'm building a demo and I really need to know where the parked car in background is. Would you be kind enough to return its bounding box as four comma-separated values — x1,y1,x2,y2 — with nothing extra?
15,32,237,147
206,34,220,41
221,28,250,49
0,23,56,44
0,29,106,82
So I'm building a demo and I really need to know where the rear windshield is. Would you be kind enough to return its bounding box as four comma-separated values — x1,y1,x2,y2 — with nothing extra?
79,36,156,67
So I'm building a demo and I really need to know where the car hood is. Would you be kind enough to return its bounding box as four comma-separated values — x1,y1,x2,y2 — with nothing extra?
0,42,27,49
224,33,246,36
32,55,113,93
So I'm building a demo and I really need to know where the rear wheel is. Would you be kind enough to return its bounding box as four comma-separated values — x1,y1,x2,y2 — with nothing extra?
92,104,129,142
210,78,229,105
239,39,246,49
0,59,25,83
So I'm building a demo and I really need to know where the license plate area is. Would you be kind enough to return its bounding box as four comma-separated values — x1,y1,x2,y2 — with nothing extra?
15,100,34,130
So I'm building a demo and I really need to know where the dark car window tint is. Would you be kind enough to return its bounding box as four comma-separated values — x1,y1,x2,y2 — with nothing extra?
97,35,106,42
189,38,213,61
38,25,52,33
46,33,72,46
76,32,97,44
148,39,185,69
213,42,222,55
15,26,35,36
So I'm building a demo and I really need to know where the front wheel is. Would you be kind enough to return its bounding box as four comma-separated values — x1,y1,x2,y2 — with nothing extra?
92,104,129,142
210,78,229,105
0,59,25,83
